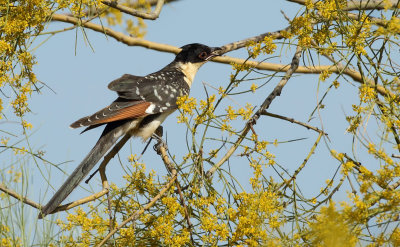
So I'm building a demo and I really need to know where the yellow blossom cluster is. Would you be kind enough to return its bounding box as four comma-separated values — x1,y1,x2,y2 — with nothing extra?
0,0,49,121
176,95,197,123
195,95,216,125
314,0,347,19
7,167,22,183
229,190,283,246
148,196,190,246
220,103,253,135
0,224,21,247
307,201,359,246
343,16,372,55
0,0,150,133
358,85,376,103
57,205,109,245
246,36,277,59
319,69,332,81
290,15,314,47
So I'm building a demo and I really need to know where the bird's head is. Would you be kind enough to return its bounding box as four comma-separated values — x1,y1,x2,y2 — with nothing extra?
175,43,221,64
171,43,221,86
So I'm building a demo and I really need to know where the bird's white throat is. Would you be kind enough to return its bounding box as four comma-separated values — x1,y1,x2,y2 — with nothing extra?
176,61,205,87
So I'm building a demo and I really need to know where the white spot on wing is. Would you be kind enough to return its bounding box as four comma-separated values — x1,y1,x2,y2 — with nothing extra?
154,89,163,101
145,104,156,114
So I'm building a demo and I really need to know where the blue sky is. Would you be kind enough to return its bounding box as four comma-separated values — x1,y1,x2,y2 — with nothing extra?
2,0,369,219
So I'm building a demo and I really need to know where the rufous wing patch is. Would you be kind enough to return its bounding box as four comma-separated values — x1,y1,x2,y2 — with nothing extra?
95,102,151,124
70,102,152,128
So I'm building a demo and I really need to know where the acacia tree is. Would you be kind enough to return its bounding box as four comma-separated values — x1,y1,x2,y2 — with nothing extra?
1,0,400,246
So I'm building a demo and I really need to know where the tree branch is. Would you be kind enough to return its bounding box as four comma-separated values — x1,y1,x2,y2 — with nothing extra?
261,111,327,135
50,13,393,99
0,183,41,209
287,0,399,10
101,0,164,20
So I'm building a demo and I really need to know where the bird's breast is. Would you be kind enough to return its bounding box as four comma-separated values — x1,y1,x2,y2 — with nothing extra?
132,110,175,141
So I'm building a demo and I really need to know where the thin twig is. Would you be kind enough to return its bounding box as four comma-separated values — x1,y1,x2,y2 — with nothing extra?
101,0,164,20
0,183,41,209
261,111,328,135
347,176,357,195
279,131,323,191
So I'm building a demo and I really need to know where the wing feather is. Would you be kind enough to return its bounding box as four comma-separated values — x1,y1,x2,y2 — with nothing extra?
70,101,151,128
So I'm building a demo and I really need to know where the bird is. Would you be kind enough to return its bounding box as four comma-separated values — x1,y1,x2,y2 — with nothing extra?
39,43,221,218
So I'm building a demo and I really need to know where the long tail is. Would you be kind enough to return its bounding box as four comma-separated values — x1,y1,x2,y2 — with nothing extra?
39,120,134,218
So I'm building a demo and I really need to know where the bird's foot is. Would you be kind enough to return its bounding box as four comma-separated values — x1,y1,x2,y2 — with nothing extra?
152,133,168,155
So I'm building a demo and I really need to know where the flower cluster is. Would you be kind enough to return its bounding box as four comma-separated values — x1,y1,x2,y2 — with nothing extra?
246,36,277,59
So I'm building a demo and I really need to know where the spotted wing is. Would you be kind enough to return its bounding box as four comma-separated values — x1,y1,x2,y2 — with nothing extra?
71,70,190,129
108,71,190,111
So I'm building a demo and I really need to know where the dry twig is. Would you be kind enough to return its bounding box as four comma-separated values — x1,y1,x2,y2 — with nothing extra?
101,0,164,20
0,183,41,209
261,111,327,135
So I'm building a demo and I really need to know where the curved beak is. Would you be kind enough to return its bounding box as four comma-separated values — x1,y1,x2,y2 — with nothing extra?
206,47,222,60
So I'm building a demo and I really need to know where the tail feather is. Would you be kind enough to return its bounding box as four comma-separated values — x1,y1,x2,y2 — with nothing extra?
39,120,135,218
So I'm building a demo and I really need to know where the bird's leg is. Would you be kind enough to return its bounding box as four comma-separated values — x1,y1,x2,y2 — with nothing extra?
152,126,167,155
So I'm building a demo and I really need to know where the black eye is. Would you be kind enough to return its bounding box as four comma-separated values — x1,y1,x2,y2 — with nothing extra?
198,51,208,60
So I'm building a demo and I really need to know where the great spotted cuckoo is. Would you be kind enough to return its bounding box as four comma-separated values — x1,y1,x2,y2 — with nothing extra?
39,43,221,218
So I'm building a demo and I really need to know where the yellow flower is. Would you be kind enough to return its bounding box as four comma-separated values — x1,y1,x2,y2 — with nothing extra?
22,120,33,130
0,138,9,146
332,80,340,88
225,105,236,120
308,201,359,246
319,70,332,81
250,83,257,92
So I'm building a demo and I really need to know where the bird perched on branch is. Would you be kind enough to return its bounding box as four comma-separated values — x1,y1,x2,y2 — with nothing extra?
39,43,221,218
